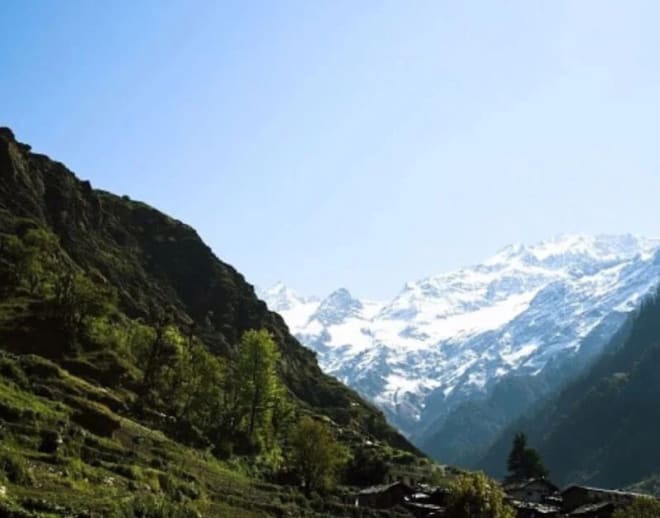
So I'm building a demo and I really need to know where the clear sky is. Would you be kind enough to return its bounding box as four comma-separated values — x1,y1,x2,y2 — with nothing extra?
2,1,660,298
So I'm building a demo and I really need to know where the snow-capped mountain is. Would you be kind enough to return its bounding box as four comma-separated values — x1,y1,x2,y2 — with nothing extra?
259,235,660,457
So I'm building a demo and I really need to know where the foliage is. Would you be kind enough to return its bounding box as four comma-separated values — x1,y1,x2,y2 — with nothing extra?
345,448,390,487
506,432,548,482
51,271,117,340
112,494,201,518
288,416,347,496
0,451,34,486
0,229,60,297
236,330,283,441
612,497,660,518
0,130,427,516
445,472,515,518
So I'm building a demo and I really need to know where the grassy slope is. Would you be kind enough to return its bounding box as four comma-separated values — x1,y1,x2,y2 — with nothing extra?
0,128,440,516
0,127,416,455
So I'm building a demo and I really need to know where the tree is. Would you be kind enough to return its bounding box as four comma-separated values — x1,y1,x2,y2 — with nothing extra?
446,472,515,518
506,432,548,482
236,329,283,444
289,416,347,496
345,448,390,487
20,228,60,295
52,272,117,340
129,310,182,406
0,234,26,294
0,228,60,296
613,497,660,518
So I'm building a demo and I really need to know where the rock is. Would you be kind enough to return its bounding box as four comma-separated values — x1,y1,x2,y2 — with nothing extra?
71,402,121,438
39,430,63,454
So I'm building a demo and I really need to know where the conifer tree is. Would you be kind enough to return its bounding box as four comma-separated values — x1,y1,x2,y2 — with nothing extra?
506,432,549,482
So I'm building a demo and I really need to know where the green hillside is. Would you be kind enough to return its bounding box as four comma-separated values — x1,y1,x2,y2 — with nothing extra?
0,128,437,516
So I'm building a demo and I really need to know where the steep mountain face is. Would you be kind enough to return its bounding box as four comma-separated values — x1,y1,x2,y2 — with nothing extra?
0,127,417,445
477,291,660,488
261,235,660,464
0,128,443,516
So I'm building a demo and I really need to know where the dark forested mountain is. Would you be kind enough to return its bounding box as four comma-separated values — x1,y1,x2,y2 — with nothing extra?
0,128,429,516
477,288,660,489
0,126,406,434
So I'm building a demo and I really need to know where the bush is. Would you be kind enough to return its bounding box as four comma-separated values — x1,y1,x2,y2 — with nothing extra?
0,359,28,387
344,449,389,487
613,497,660,518
112,495,200,518
0,452,34,486
445,472,515,518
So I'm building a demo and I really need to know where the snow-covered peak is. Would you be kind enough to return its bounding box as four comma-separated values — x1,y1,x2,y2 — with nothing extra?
311,288,363,326
262,234,660,436
487,234,660,269
258,282,314,312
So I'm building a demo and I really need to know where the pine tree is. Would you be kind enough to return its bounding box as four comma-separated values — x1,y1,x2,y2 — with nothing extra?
506,432,549,482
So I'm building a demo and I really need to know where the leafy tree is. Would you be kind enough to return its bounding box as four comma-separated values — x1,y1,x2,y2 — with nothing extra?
133,318,180,403
613,497,660,518
506,432,549,482
20,228,61,295
345,448,390,487
52,272,117,340
236,329,284,444
446,472,515,518
0,228,61,296
289,416,347,496
0,233,26,293
165,337,226,442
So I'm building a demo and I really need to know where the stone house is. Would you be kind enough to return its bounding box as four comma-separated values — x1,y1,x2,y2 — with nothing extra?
355,481,413,509
504,478,560,504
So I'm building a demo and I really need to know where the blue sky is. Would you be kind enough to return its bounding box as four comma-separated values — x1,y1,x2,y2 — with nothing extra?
2,1,660,298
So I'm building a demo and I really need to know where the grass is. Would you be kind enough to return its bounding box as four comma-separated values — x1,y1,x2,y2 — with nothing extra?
0,353,399,517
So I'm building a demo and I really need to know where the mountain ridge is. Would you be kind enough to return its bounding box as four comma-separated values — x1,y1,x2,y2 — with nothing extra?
0,127,426,515
261,234,660,463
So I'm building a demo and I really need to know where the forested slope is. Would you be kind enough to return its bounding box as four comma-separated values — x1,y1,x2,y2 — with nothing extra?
477,286,660,489
0,128,429,516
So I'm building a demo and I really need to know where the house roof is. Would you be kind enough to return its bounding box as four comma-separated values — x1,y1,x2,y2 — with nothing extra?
504,478,560,493
569,502,615,515
561,485,649,499
358,481,412,496
509,500,561,515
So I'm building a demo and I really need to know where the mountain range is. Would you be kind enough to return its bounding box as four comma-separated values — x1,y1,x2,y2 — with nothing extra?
260,235,660,465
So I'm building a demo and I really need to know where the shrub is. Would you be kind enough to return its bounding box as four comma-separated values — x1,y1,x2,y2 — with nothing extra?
0,452,34,486
613,497,660,518
445,472,515,518
112,495,200,518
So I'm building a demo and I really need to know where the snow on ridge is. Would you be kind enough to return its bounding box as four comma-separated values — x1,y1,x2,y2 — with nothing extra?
260,234,660,434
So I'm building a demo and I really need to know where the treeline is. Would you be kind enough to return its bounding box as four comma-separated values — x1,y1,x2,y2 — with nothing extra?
0,226,354,495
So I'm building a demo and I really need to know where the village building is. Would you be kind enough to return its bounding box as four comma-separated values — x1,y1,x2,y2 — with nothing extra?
354,481,413,509
561,485,646,513
504,478,560,504
568,501,617,517
508,500,561,517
